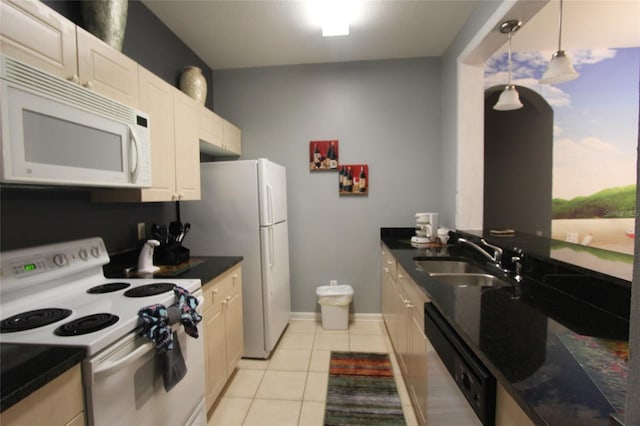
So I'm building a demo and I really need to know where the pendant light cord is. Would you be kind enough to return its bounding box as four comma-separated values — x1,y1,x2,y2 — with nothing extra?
507,32,513,84
557,0,564,51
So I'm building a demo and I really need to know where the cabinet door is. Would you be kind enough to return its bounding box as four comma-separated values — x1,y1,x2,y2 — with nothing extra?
0,0,77,79
223,120,242,155
137,67,177,201
204,305,227,410
199,106,224,151
0,364,84,426
407,314,428,426
225,268,244,374
381,246,397,329
203,282,227,411
173,90,201,200
76,26,139,108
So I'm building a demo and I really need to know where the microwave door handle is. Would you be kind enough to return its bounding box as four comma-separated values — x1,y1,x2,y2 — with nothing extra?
129,125,140,183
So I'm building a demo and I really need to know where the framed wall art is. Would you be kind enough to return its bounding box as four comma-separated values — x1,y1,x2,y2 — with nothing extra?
309,140,339,171
339,164,368,195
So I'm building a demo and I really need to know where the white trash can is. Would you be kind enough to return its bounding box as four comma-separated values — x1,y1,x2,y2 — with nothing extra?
316,284,354,330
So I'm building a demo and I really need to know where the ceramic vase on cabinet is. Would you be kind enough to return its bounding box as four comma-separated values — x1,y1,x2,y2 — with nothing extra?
179,66,207,105
81,0,128,51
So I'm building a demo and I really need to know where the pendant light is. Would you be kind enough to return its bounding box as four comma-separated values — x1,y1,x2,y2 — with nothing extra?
540,0,579,84
493,20,523,111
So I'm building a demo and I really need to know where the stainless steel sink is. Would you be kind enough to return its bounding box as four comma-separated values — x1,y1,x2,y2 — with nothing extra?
428,273,512,288
415,259,487,275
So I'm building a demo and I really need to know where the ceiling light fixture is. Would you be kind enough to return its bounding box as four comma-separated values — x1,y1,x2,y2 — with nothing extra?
493,19,523,111
540,0,579,84
310,0,351,37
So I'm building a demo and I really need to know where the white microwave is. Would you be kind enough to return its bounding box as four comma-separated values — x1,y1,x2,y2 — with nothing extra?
0,55,151,188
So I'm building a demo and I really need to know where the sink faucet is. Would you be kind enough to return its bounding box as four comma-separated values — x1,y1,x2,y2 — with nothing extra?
457,238,503,269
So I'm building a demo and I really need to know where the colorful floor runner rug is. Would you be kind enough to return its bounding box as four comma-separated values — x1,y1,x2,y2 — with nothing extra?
324,351,406,426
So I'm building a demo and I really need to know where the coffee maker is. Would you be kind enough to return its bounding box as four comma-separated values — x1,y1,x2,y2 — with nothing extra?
411,212,439,246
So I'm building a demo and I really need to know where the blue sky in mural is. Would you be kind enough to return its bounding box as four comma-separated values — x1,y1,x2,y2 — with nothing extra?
485,47,639,200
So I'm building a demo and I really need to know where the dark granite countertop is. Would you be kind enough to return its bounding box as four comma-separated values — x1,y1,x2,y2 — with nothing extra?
1,255,242,413
103,252,243,284
0,344,85,412
381,228,629,426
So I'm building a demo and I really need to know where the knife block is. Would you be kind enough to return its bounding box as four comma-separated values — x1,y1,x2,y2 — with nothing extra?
154,243,190,265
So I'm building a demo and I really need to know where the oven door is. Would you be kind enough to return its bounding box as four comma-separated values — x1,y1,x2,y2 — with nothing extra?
82,292,205,426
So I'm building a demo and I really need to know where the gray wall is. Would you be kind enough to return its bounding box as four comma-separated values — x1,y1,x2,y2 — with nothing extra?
211,59,443,313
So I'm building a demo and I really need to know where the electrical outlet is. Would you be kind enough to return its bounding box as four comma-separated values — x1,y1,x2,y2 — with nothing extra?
137,222,145,240
330,280,337,286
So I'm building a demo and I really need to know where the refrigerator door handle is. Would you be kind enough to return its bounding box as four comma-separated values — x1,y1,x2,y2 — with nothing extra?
266,184,274,225
269,227,275,269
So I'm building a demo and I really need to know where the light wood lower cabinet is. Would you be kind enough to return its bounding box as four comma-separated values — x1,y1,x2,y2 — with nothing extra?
381,244,479,426
381,244,536,426
495,382,535,426
0,365,85,426
381,245,429,424
202,264,243,412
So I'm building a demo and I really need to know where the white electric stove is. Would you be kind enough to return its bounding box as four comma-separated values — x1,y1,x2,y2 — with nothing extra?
0,237,206,426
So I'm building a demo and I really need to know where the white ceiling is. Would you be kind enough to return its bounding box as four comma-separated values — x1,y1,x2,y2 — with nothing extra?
142,1,640,71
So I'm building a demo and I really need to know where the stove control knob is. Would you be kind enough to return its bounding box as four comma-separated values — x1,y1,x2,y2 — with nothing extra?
53,254,67,267
79,249,88,261
90,246,100,258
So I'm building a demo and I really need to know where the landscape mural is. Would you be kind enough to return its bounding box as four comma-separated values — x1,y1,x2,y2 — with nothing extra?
485,46,639,255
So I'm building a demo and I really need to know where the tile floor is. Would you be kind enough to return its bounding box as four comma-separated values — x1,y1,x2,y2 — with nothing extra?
207,318,419,426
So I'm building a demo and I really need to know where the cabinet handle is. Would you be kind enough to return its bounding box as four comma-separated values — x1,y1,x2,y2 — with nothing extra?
83,80,94,90
68,75,79,84
226,296,231,302
386,260,394,265
212,288,219,295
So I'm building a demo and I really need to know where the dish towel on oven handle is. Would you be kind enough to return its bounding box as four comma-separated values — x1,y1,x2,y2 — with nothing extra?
174,286,202,338
137,286,202,349
137,286,202,391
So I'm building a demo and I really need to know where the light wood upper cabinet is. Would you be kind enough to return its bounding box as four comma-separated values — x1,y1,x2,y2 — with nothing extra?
223,120,242,155
76,26,139,108
0,0,138,108
199,106,224,148
199,106,242,156
173,90,201,200
92,67,201,202
0,0,77,80
135,66,177,201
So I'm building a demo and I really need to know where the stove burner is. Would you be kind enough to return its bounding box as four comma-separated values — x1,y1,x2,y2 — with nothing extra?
54,313,119,336
1,308,73,333
124,283,175,297
87,282,131,294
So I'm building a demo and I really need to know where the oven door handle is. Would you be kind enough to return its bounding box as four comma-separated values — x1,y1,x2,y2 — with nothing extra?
94,291,203,379
94,341,155,378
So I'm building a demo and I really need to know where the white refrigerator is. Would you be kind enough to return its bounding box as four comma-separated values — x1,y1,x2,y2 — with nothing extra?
181,159,291,359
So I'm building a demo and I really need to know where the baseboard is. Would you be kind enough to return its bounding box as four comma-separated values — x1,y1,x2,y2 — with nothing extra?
290,312,383,321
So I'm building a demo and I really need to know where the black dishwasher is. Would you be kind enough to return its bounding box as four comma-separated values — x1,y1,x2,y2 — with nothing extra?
425,302,496,425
